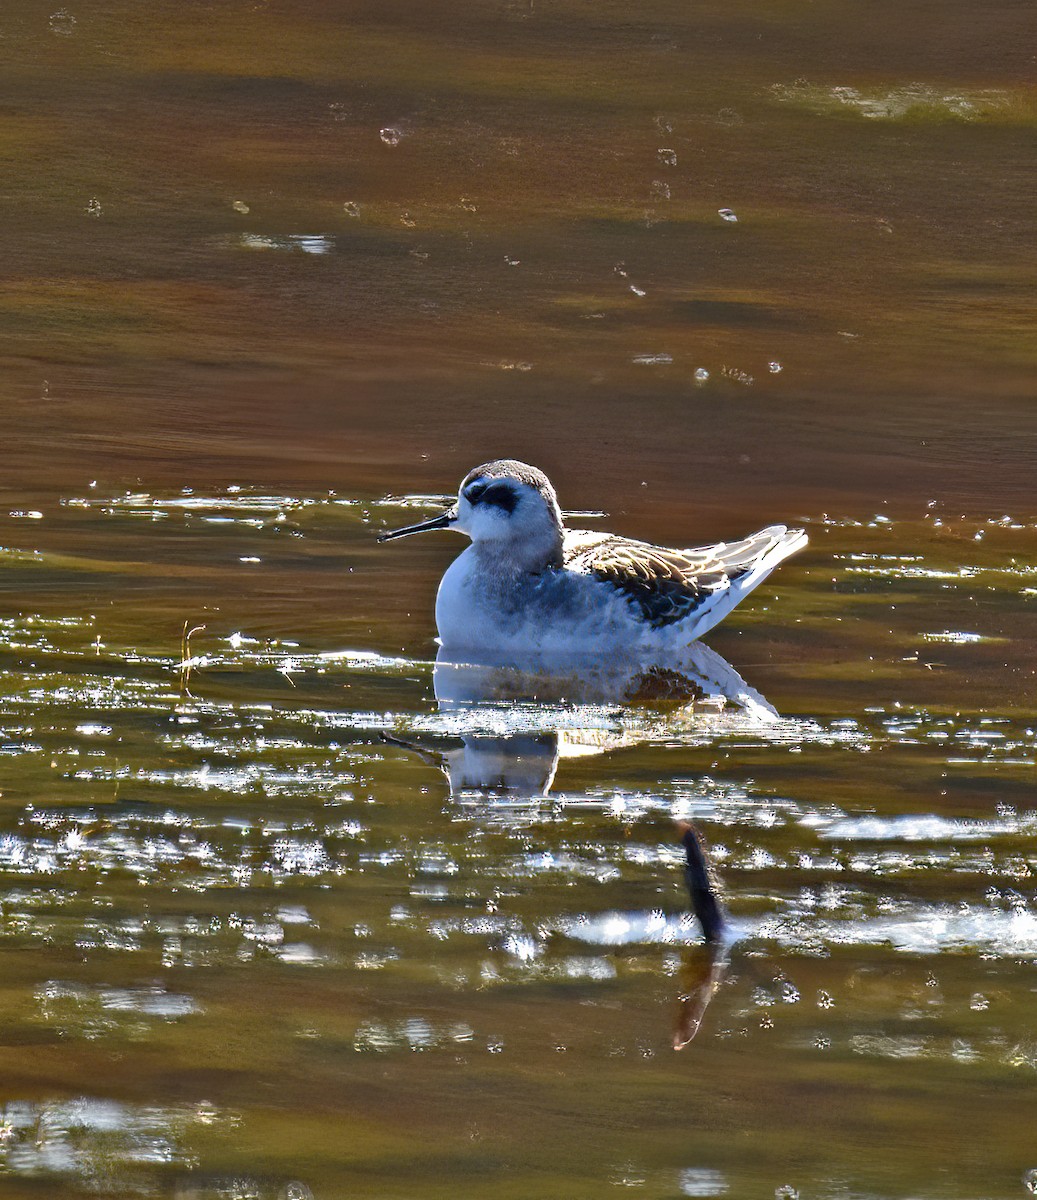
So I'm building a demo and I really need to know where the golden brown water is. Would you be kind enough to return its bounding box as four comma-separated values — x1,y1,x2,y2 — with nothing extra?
0,1,1035,1197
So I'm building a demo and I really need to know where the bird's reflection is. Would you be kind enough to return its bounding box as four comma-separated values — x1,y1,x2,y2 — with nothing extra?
397,639,779,795
383,728,564,795
432,639,778,716
387,642,774,1047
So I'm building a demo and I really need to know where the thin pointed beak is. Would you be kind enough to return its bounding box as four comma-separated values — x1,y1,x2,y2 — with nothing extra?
377,509,457,542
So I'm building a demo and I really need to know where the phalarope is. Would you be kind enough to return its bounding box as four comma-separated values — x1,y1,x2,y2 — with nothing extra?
378,459,806,652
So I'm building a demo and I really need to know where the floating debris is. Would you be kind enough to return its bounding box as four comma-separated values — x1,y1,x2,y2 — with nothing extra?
239,234,332,254
769,80,1011,122
49,8,77,35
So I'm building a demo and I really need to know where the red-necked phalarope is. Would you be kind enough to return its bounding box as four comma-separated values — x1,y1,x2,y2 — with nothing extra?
378,459,807,652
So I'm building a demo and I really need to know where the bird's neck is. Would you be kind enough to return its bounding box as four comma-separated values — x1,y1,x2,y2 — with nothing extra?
472,527,563,576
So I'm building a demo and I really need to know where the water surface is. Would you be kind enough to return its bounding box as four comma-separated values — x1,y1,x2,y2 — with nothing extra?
0,1,1035,1197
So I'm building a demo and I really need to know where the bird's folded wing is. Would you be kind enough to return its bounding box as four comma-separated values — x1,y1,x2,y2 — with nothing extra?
563,532,733,627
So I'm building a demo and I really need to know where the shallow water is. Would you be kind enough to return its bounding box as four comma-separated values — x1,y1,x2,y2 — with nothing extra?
1,1,1036,1198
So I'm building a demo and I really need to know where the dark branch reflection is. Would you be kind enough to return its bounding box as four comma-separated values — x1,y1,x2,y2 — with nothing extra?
673,943,730,1051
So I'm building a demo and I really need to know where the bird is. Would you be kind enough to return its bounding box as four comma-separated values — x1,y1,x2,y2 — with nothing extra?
377,459,807,653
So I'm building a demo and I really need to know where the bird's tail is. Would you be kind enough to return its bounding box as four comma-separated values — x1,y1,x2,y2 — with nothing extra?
684,524,808,641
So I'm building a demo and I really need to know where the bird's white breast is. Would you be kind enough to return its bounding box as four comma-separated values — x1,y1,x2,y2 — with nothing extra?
434,546,683,654
435,548,503,650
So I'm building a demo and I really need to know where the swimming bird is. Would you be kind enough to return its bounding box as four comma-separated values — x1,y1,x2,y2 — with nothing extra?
378,459,806,653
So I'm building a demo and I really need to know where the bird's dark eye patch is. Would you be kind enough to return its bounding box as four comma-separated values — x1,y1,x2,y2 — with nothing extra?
480,482,518,514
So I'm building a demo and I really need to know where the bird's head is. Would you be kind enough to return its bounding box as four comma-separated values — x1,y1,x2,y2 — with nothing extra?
378,459,564,570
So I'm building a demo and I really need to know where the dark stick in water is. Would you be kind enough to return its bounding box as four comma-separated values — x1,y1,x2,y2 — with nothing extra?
676,819,725,943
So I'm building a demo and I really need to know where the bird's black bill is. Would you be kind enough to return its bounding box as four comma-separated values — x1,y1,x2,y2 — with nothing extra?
377,510,456,542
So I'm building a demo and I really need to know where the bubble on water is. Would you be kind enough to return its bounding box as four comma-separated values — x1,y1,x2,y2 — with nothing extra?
459,196,477,212
50,8,76,35
718,208,738,222
342,201,360,218
232,200,249,214
379,126,403,146
504,255,520,266
657,148,677,166
775,1188,799,1200
85,197,102,218
970,992,989,1011
768,361,782,373
814,1035,831,1049
1024,1168,1037,1194
779,982,800,1003
694,368,710,384
817,990,834,1009
629,284,646,297
400,212,416,227
651,180,671,200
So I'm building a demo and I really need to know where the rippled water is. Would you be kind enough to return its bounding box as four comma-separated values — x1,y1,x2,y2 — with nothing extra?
0,485,1034,1197
2,0,1036,1196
